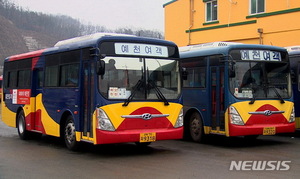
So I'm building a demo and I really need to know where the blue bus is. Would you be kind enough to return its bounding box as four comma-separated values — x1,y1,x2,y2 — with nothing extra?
1,33,184,150
286,46,300,129
180,42,295,142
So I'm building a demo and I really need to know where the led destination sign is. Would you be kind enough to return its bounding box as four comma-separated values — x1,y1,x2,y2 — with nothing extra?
240,50,281,61
115,43,169,57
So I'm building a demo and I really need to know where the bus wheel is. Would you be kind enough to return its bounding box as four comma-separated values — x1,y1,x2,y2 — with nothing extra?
189,112,204,143
64,116,80,151
17,111,29,140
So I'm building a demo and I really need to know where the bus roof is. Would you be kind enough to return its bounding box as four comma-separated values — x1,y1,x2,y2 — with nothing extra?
179,41,242,52
179,43,287,58
285,46,300,52
54,33,134,47
5,33,178,61
285,46,300,55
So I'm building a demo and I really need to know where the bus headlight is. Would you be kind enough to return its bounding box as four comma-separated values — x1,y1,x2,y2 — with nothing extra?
174,108,184,128
229,106,244,125
289,107,295,123
97,108,115,131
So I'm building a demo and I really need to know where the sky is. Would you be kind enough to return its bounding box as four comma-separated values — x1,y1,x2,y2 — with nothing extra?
12,0,171,32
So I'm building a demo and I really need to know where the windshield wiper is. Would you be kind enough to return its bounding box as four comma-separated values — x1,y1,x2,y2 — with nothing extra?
247,83,257,104
249,90,256,104
148,80,169,106
269,86,285,104
123,79,143,106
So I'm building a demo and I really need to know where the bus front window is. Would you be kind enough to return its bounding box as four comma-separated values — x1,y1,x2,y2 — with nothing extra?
229,62,291,99
99,57,180,100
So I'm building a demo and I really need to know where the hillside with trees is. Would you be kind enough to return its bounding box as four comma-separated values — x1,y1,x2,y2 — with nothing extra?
0,0,163,74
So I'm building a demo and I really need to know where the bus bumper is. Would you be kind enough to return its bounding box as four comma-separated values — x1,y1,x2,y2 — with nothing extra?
95,127,183,144
228,123,296,136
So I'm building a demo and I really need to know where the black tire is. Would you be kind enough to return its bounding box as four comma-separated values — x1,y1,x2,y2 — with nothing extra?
64,116,80,151
17,111,29,140
189,112,204,143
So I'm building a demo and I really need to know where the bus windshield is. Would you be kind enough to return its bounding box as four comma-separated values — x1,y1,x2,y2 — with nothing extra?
99,56,180,100
229,58,291,99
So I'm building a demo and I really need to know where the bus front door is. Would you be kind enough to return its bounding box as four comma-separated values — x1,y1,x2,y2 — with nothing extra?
82,61,95,138
210,66,225,132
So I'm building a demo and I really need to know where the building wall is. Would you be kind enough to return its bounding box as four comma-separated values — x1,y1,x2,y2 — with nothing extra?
164,0,300,47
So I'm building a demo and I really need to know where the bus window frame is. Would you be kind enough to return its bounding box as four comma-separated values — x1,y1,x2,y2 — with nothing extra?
44,50,81,88
4,58,32,89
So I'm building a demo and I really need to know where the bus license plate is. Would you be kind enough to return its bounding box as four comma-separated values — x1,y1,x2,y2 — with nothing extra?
140,132,156,142
263,127,276,135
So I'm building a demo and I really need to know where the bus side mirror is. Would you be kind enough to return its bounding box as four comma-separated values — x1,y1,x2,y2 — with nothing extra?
182,67,188,80
97,60,105,78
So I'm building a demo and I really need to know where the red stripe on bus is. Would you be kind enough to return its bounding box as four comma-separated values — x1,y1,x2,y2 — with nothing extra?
8,49,45,61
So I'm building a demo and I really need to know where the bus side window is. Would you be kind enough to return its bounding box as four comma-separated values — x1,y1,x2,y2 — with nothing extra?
45,66,59,87
60,64,79,87
182,57,206,88
183,67,206,88
17,70,31,88
183,68,192,87
193,68,205,87
7,71,18,88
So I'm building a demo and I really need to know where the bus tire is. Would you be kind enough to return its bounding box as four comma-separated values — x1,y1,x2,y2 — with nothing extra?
189,112,204,143
64,116,80,151
17,110,29,140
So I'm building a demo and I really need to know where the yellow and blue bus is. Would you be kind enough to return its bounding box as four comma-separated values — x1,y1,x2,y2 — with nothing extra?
1,33,184,150
180,42,295,142
286,46,300,129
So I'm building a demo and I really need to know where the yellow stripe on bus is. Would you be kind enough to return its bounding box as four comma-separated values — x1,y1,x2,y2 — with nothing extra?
1,102,17,127
35,93,60,137
230,100,293,123
101,102,183,129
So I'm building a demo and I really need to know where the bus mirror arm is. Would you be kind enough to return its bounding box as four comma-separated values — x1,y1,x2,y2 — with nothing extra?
229,61,236,78
226,55,236,78
97,60,105,78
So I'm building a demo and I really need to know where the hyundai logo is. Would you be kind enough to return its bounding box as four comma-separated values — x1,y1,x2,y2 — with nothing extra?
141,113,152,120
249,110,284,116
121,113,169,120
264,110,272,116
